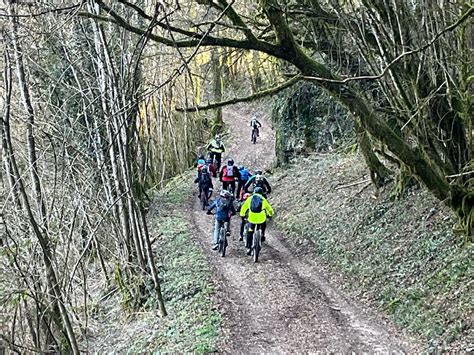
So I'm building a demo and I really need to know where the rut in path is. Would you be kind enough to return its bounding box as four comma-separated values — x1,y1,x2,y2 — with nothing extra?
190,107,416,353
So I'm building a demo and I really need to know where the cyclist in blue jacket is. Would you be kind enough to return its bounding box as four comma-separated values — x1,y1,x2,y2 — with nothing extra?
237,165,251,200
207,190,236,250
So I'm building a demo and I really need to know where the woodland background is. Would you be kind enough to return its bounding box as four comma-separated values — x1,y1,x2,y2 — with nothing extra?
0,0,472,353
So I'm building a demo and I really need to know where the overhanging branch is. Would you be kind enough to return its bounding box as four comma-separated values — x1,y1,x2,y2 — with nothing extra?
175,75,301,112
302,6,474,84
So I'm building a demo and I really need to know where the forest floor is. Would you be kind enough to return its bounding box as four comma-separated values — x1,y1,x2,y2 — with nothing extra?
187,105,418,353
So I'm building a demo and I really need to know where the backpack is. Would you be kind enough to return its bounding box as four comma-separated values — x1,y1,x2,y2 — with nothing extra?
217,197,231,210
250,195,263,213
225,165,234,177
239,168,249,181
199,170,211,186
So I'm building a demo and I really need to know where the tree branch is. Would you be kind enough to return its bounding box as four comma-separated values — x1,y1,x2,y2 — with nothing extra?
79,1,283,56
175,75,301,112
301,5,474,84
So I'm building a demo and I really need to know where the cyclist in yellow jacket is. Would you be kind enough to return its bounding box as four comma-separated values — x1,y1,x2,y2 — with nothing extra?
239,187,274,255
206,134,225,171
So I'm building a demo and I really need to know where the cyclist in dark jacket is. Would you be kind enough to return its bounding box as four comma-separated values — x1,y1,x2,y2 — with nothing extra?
244,170,272,196
207,190,236,250
250,116,262,139
194,165,213,201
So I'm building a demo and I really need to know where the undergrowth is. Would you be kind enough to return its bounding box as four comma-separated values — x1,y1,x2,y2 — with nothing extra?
272,153,473,352
131,174,221,353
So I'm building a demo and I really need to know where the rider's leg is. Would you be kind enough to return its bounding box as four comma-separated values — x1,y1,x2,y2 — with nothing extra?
225,219,231,236
246,223,255,249
261,221,267,241
213,219,223,247
216,153,222,170
236,180,242,198
202,187,209,202
239,217,246,240
240,217,245,236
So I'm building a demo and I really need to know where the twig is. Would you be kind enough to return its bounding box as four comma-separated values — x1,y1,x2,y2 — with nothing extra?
353,182,372,197
335,178,370,190
446,171,474,179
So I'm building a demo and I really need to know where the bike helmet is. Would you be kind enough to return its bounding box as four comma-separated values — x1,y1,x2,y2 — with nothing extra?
220,189,232,198
238,165,244,170
254,170,263,175
253,187,263,194
227,158,234,165
215,134,221,140
255,174,263,183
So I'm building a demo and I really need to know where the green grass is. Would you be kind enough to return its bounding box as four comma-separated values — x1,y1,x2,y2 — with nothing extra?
272,154,473,351
143,173,221,353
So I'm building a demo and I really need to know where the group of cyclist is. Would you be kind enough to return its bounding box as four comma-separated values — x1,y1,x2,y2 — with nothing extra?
194,117,273,256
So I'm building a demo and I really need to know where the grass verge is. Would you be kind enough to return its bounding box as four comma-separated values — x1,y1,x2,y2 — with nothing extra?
272,153,473,352
140,173,221,353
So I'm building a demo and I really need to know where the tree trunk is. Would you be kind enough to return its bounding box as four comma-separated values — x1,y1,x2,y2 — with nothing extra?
355,119,391,188
212,48,223,134
8,4,79,352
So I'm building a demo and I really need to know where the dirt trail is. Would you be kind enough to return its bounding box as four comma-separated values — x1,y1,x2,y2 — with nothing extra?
190,107,416,353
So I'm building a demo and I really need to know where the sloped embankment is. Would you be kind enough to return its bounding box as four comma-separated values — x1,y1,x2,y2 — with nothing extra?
271,153,473,352
86,174,220,352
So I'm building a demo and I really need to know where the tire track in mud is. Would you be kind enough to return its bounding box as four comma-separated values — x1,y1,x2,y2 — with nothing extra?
187,107,416,353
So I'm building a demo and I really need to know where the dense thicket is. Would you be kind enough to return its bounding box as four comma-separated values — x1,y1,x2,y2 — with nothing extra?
272,83,354,164
1,2,206,352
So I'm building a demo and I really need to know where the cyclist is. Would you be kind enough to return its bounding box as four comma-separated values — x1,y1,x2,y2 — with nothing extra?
207,190,236,250
196,154,205,166
206,134,225,171
205,156,217,177
219,158,240,195
244,170,272,197
250,116,262,140
236,165,251,200
239,187,274,255
194,165,213,202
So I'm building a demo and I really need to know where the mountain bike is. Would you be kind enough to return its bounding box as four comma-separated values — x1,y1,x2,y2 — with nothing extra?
251,127,258,144
218,221,229,257
251,224,262,262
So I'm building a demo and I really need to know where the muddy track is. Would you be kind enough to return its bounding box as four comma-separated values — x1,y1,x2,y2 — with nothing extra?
188,107,416,353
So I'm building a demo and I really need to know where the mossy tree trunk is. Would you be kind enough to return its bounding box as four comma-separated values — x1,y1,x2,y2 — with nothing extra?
355,119,391,188
260,0,471,235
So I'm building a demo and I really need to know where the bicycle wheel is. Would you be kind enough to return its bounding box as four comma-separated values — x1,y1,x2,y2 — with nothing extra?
253,229,261,263
219,225,227,257
252,129,257,144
